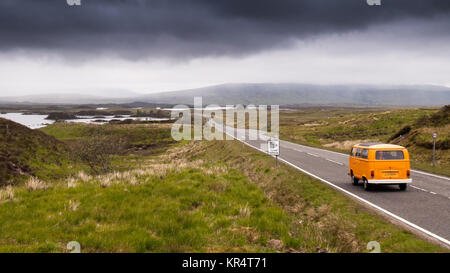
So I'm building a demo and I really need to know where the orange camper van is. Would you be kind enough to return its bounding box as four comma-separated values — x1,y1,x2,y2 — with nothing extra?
348,143,412,191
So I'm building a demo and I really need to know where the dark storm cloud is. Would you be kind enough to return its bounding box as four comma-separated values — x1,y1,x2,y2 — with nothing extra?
0,0,449,59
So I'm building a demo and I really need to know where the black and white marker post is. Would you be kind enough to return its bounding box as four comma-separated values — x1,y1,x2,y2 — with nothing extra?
432,132,437,167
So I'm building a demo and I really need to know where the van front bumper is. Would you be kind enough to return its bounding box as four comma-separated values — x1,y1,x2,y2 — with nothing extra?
367,179,412,184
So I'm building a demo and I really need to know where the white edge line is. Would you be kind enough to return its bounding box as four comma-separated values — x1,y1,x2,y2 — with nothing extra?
411,170,450,181
221,129,450,248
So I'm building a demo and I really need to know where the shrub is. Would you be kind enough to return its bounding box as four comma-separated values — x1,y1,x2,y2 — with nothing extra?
45,112,77,121
389,125,411,141
72,134,126,175
0,185,14,201
25,177,48,191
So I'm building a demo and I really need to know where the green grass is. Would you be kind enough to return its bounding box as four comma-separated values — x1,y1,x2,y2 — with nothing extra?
40,122,178,174
41,122,174,146
0,158,299,252
280,108,436,144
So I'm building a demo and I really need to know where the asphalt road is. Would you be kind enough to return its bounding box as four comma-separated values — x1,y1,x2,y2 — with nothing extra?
211,121,450,247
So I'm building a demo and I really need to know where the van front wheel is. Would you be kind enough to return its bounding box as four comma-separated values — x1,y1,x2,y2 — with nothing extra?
399,184,407,191
351,173,359,185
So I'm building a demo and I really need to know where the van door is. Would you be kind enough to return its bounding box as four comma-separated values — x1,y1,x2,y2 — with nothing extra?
360,149,370,179
354,148,362,178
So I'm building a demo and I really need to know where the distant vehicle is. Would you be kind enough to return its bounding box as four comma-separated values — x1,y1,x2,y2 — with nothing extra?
348,143,412,191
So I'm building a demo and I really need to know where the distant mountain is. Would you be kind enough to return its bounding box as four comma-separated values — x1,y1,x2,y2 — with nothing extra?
1,83,450,106
95,89,141,98
0,89,140,104
134,83,450,106
0,93,123,104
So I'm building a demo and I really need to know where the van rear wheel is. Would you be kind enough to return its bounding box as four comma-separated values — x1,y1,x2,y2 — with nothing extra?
363,179,370,191
399,184,407,191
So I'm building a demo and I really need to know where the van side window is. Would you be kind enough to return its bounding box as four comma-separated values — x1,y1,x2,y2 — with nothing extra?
375,150,404,160
361,149,369,159
350,148,356,157
355,148,362,158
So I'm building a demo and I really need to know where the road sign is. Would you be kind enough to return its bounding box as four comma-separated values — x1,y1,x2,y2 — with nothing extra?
268,139,280,156
268,139,280,167
433,133,437,139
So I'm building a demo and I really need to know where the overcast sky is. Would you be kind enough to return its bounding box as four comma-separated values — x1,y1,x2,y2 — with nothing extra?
1,0,450,96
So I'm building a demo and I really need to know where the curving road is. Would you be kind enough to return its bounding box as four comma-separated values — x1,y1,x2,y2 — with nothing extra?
210,121,450,248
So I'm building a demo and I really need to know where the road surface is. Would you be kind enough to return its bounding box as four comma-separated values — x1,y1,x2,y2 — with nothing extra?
210,121,450,247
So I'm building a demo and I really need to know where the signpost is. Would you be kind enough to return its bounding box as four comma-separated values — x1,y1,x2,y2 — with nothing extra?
432,133,437,167
268,139,280,167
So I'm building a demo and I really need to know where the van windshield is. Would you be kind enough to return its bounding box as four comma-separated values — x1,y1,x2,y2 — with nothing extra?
375,150,404,160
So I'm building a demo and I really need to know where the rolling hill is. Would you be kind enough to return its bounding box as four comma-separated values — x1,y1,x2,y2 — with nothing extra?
134,83,450,106
390,105,449,174
0,118,72,185
1,83,450,106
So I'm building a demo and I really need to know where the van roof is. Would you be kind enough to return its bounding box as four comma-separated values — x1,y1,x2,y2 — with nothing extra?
355,142,405,149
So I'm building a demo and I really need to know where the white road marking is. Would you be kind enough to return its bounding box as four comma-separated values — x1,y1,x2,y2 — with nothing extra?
218,128,450,248
290,146,345,166
325,158,345,165
281,141,347,157
430,192,437,195
410,185,428,192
